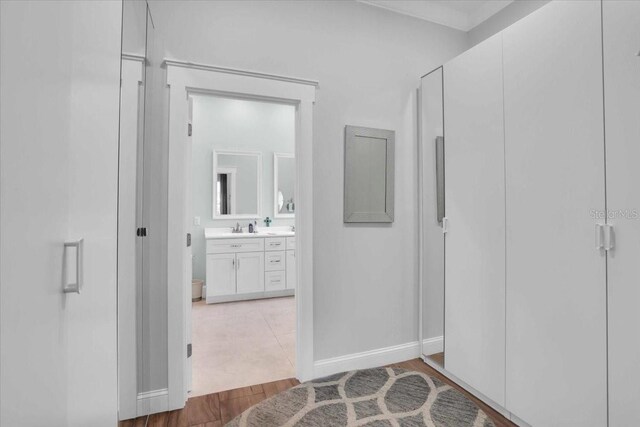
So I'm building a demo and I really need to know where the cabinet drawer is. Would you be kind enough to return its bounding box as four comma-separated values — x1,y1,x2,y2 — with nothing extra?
265,237,286,251
265,250,285,271
206,238,264,254
265,271,286,291
286,237,296,250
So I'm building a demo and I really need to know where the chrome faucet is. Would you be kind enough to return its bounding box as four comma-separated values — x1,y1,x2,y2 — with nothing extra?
232,222,242,233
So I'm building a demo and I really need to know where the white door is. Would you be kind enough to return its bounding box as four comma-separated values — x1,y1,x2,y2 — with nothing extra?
206,253,237,297
503,2,607,426
0,1,122,426
286,250,297,290
236,252,265,294
443,33,506,406
603,2,640,425
118,57,145,419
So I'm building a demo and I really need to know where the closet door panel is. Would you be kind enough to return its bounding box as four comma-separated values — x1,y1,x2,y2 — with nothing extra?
444,34,505,406
503,2,607,425
603,2,640,425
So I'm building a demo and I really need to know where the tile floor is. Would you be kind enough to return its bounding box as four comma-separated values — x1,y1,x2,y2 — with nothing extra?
190,296,295,397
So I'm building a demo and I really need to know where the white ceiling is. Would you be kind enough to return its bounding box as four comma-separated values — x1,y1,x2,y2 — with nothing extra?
357,0,514,32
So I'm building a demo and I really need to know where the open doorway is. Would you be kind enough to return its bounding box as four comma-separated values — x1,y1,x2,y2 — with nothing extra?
188,94,297,397
166,62,316,408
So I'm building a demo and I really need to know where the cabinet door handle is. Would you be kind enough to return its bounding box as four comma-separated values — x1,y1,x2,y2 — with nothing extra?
595,224,604,250
63,239,83,294
232,258,235,267
604,224,615,251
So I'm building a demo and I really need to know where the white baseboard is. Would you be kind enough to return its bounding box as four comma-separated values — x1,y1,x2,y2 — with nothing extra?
136,388,169,416
206,288,294,304
421,336,443,356
313,341,421,379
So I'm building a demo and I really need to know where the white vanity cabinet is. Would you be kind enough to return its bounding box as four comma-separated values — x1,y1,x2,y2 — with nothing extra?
265,237,286,251
286,250,296,290
205,251,265,297
236,252,265,294
286,237,296,290
204,230,295,303
206,253,237,297
265,251,286,271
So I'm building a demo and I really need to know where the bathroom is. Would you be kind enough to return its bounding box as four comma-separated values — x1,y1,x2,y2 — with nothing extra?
189,94,298,396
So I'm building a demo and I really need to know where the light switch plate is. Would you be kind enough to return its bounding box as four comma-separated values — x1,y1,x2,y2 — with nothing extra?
194,216,200,226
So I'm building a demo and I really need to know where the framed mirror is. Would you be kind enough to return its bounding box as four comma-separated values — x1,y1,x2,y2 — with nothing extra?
343,125,395,223
274,153,295,218
212,150,262,219
419,67,445,369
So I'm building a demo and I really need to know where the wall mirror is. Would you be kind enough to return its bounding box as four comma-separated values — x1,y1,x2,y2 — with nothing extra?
419,67,445,369
343,125,395,223
212,150,262,218
274,153,295,218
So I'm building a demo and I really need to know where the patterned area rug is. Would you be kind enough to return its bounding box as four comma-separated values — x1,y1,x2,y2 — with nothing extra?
227,367,496,426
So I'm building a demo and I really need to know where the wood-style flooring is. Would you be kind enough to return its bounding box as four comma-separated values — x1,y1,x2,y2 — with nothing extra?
426,351,445,367
119,358,517,427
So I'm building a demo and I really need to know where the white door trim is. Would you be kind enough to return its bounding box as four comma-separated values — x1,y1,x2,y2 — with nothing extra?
165,60,316,409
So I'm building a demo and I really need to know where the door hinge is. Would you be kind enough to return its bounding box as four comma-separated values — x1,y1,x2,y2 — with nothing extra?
442,217,449,234
136,227,147,237
187,343,192,358
188,123,192,137
186,233,191,247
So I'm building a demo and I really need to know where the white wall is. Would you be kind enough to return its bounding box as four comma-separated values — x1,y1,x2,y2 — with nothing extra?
122,0,146,56
140,9,170,393
191,95,295,282
468,0,550,47
149,0,468,365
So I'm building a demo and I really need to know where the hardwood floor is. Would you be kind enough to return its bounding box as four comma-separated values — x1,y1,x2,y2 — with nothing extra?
119,358,517,427
426,351,445,367
392,359,517,427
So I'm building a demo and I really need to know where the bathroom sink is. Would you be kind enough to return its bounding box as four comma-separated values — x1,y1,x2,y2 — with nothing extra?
204,227,294,239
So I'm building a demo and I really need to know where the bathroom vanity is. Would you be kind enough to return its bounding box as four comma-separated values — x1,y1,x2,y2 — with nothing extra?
204,227,296,303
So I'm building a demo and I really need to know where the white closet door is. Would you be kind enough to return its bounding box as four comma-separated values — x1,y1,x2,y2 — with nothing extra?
503,2,607,426
444,34,505,406
603,1,640,425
